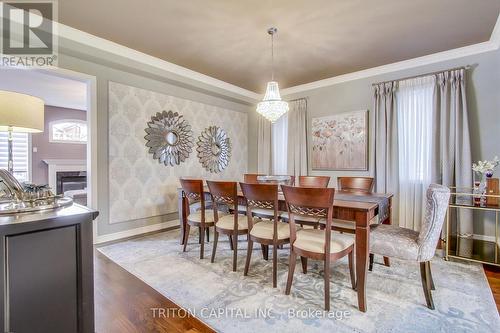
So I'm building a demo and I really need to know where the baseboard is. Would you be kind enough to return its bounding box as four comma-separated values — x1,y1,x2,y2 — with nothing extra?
94,219,179,244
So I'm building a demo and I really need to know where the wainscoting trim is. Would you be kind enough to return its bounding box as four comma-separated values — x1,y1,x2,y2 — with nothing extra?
94,220,179,244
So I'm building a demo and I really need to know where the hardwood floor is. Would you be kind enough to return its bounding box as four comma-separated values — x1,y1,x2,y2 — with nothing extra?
94,250,215,333
484,264,500,313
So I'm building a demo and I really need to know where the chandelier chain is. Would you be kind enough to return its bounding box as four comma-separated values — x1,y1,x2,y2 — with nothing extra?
271,32,274,81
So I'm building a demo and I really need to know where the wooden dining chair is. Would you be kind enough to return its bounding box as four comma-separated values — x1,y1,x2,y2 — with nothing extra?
240,182,290,287
369,184,450,309
280,176,330,229
231,174,266,215
282,185,355,311
337,176,374,193
207,180,249,272
249,175,294,220
243,174,264,183
298,176,331,188
180,179,215,259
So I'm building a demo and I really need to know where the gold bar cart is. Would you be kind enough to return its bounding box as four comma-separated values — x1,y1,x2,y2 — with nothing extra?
445,187,500,266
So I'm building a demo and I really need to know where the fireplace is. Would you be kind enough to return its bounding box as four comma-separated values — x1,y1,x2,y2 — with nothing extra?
56,171,87,195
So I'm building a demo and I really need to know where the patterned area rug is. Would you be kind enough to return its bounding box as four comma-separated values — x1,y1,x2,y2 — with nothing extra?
98,229,500,333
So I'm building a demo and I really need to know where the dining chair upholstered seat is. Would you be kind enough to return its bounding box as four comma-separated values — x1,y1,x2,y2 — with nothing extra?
369,224,420,260
250,220,290,240
216,214,248,231
294,229,354,254
187,210,216,223
369,184,450,310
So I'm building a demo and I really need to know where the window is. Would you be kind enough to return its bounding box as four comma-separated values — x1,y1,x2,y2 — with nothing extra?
271,113,288,174
0,132,30,182
49,119,87,144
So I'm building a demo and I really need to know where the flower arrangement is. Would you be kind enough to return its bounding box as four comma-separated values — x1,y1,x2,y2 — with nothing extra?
472,156,499,178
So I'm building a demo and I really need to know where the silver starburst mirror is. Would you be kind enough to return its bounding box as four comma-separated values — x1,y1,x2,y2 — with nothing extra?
197,126,231,173
144,111,193,166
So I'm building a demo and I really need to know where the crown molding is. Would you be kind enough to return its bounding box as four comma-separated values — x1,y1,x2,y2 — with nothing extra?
490,13,500,48
56,23,261,102
281,13,500,96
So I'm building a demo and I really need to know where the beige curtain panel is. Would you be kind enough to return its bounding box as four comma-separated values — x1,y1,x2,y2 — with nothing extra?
287,98,308,178
374,68,472,232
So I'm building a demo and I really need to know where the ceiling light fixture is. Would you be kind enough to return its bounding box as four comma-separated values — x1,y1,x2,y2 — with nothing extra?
256,27,289,123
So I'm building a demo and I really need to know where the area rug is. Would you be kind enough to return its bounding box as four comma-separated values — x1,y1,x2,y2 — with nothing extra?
98,228,500,333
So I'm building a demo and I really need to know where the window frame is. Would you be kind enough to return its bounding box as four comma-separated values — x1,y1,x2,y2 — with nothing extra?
0,132,32,183
49,119,88,145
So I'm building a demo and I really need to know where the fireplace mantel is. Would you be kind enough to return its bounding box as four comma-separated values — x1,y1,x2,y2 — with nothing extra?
43,159,86,191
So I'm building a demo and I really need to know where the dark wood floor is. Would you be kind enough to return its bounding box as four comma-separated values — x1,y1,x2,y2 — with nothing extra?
95,248,500,332
484,264,500,313
94,250,214,333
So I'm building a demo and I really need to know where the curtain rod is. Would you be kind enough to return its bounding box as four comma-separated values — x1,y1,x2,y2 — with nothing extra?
371,65,472,86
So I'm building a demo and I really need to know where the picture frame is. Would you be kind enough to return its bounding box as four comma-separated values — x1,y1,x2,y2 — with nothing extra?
311,110,368,171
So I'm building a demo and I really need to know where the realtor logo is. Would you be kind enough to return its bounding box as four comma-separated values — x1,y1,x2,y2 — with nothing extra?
1,0,58,67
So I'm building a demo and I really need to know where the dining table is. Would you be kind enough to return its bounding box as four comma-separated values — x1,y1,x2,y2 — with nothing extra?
177,186,393,313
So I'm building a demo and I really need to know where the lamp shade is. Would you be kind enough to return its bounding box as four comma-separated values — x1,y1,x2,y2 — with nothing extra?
0,90,44,133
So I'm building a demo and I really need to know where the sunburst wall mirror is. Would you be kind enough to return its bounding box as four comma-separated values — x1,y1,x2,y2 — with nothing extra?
144,110,193,166
197,126,231,173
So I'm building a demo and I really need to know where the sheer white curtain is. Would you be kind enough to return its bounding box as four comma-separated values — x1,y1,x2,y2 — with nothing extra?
272,113,288,174
396,76,435,230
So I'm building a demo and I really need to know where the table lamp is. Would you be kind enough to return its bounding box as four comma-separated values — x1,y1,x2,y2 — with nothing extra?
0,90,44,175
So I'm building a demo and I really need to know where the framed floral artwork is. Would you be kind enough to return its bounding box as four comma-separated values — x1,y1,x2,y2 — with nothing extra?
311,110,368,170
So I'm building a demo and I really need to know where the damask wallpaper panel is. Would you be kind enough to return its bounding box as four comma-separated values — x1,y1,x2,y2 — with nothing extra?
108,81,248,224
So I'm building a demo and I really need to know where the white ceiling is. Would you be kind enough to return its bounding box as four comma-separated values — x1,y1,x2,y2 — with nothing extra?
0,69,87,110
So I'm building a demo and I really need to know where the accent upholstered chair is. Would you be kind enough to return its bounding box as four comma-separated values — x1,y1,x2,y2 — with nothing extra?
282,185,355,311
369,184,450,309
207,180,249,271
180,179,214,259
240,182,290,288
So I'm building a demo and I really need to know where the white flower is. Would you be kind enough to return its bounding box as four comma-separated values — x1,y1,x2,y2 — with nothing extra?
472,156,499,174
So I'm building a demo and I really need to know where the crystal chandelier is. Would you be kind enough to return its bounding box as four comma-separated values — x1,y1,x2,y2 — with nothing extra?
256,27,289,123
